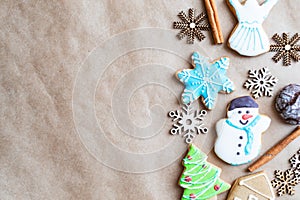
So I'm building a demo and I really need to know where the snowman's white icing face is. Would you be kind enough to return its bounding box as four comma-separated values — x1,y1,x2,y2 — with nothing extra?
227,107,259,127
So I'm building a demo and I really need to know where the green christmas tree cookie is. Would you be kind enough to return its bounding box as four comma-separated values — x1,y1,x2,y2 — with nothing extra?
179,144,231,200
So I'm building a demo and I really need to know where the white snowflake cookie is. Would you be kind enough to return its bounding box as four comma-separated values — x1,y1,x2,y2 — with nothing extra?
214,96,271,165
168,104,208,144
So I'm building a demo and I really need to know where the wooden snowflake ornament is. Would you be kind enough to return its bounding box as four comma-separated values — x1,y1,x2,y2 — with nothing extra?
173,8,209,44
270,33,300,66
244,67,278,99
168,104,208,144
290,149,300,170
289,149,300,182
271,169,299,196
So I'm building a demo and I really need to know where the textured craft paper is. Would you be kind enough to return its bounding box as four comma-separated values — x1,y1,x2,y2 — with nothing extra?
0,0,299,199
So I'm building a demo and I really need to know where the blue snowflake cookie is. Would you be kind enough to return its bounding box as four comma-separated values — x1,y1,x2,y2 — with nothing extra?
176,52,235,110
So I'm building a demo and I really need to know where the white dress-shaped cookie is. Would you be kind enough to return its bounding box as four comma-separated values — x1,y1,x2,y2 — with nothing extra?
214,96,271,165
227,0,278,56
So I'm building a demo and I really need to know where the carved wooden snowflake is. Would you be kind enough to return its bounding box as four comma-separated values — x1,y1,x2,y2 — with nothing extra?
173,8,209,44
269,33,300,66
271,169,299,196
168,103,208,144
290,149,300,170
243,67,278,99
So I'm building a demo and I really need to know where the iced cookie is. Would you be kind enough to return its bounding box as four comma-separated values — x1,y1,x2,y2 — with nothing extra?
227,0,278,56
176,52,235,110
179,144,231,200
275,84,300,125
226,171,275,200
214,96,271,165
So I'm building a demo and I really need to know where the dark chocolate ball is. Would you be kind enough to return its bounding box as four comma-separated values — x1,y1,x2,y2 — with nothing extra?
275,84,300,125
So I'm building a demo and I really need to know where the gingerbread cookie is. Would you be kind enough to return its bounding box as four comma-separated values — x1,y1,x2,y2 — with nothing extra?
214,96,271,165
176,52,235,110
227,0,278,56
275,84,300,125
179,144,231,200
227,171,275,200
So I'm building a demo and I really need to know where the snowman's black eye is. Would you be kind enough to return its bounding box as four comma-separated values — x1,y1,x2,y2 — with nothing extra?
238,111,242,114
246,110,250,114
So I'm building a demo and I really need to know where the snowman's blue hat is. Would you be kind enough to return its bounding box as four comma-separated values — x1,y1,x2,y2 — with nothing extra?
228,96,258,111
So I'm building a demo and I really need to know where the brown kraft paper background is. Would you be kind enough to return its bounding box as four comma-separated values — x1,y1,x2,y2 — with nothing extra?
1,0,300,199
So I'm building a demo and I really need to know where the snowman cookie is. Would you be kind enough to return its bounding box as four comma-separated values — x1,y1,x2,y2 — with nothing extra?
214,96,271,165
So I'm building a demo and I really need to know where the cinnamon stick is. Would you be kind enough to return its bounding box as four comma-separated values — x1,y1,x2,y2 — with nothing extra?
248,126,300,172
204,0,224,44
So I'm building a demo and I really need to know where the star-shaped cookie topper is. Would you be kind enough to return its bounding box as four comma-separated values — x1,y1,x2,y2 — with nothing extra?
270,33,300,66
173,8,209,44
176,52,235,110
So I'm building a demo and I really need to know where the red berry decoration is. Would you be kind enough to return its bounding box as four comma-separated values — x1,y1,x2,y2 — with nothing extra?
187,155,192,160
184,176,192,182
189,193,196,199
214,184,220,191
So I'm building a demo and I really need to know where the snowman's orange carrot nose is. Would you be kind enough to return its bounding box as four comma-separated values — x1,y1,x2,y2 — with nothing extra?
242,114,253,120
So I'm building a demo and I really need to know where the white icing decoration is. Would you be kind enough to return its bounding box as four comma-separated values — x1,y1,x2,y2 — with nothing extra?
227,0,278,56
239,173,275,200
214,98,271,165
234,197,242,200
248,194,258,200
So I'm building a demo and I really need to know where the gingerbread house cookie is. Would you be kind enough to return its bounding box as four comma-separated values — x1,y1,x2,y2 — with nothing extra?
226,171,275,200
